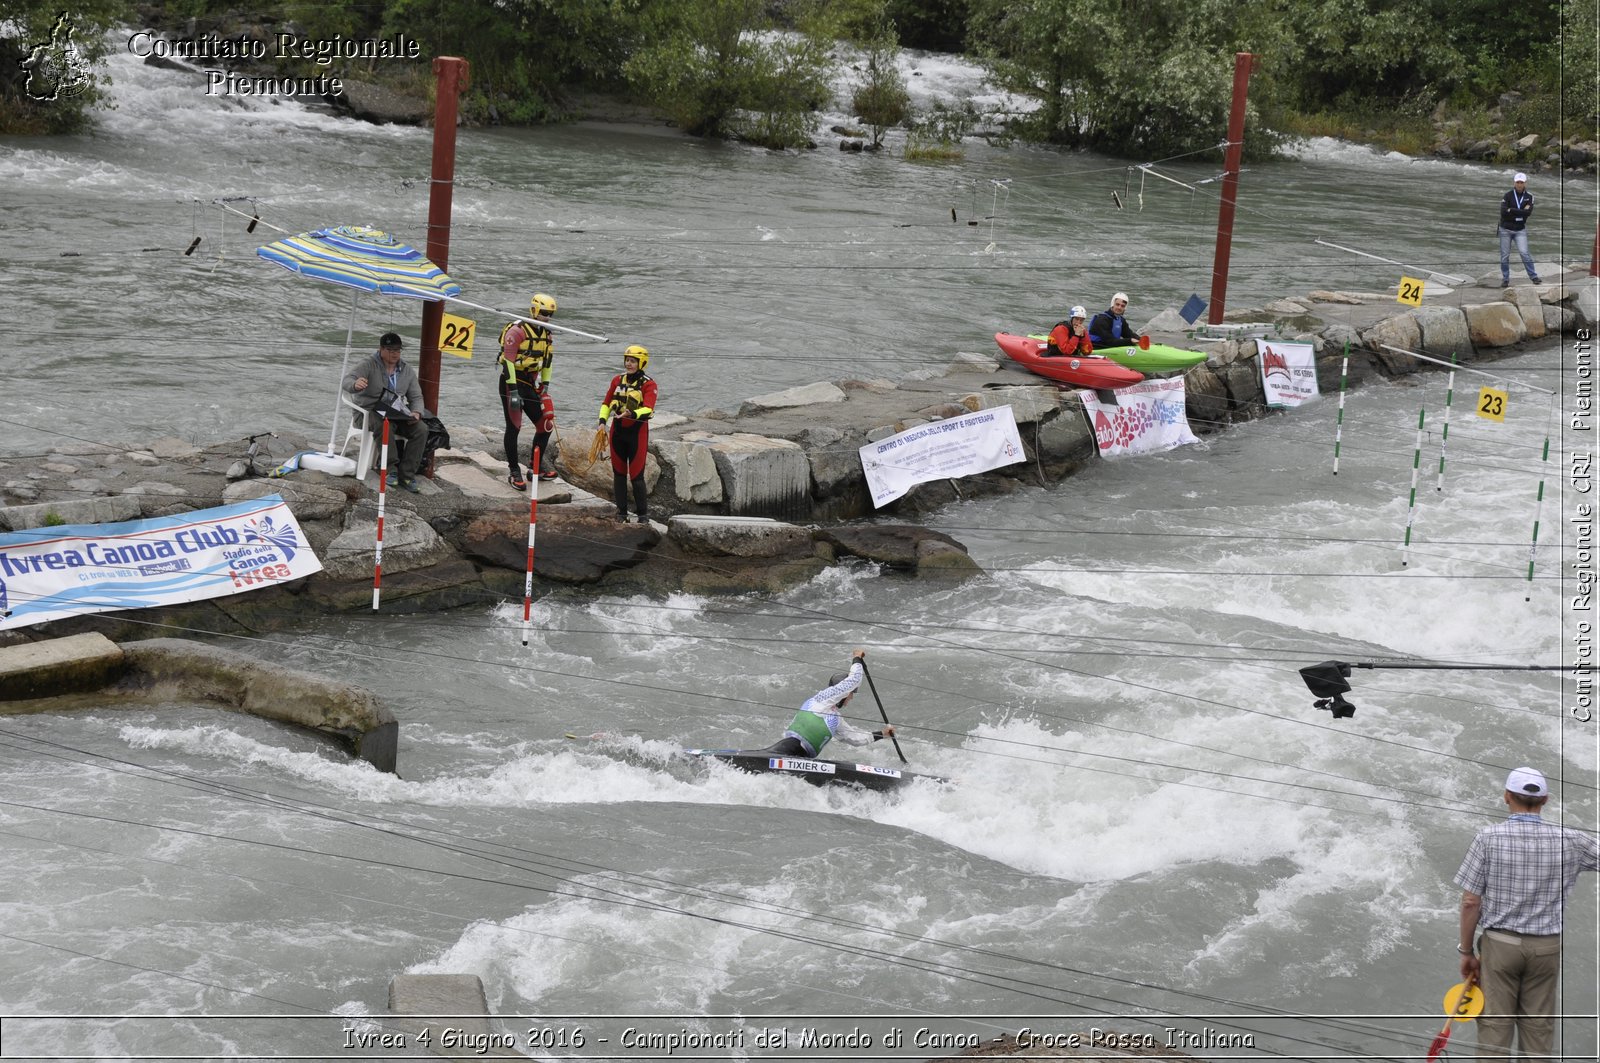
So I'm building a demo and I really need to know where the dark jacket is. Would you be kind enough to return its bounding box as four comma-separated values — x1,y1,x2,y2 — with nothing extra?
1088,308,1139,348
1499,188,1534,232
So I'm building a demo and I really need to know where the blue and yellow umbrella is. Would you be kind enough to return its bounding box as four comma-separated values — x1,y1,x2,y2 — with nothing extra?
256,225,462,460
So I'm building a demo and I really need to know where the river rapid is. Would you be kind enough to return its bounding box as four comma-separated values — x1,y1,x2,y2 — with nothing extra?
0,36,1596,1062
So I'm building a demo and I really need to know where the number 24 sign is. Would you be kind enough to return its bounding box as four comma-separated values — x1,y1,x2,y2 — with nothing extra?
1477,386,1509,422
438,313,476,359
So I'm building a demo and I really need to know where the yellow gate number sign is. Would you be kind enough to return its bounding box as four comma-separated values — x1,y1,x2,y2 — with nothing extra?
439,312,476,359
1397,276,1425,306
1477,386,1508,423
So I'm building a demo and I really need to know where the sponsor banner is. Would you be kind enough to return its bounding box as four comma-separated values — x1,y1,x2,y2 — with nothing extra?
769,758,836,774
853,764,903,779
0,496,322,631
1257,340,1320,408
859,405,1027,508
1080,378,1200,459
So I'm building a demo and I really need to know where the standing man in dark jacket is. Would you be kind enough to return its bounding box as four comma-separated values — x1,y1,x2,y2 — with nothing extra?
1498,172,1540,288
1088,292,1141,349
1454,766,1599,1059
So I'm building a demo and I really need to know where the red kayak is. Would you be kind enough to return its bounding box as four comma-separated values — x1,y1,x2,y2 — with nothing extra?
994,333,1144,389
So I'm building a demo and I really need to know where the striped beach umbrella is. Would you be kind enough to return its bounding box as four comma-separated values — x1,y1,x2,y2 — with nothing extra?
256,225,462,458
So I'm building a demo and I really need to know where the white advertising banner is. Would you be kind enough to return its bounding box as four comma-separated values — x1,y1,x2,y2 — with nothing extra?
859,405,1027,508
1257,339,1320,408
0,495,323,630
1081,378,1200,459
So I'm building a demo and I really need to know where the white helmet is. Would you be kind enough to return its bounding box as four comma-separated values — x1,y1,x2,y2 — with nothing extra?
1070,305,1087,320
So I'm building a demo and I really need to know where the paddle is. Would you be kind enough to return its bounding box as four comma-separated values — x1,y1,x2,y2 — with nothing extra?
857,658,907,764
1139,334,1151,350
1426,980,1483,1061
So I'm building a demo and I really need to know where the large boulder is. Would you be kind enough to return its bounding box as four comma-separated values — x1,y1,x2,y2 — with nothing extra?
1034,405,1097,463
459,509,657,583
667,515,814,559
1411,306,1473,360
320,508,453,581
698,433,811,518
1463,303,1527,348
222,478,351,522
1505,287,1546,339
959,385,1061,424
655,436,724,504
0,495,143,531
815,524,980,579
1183,364,1232,432
739,381,846,415
1362,314,1422,374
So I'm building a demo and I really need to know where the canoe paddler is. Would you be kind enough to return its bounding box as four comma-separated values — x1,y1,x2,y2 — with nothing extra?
1046,305,1093,357
498,292,558,490
1088,292,1142,349
764,648,896,758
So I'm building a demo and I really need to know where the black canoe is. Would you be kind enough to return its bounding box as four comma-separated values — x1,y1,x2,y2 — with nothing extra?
684,748,948,792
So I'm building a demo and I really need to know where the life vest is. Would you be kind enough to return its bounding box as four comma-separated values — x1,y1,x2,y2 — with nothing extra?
499,320,553,388
784,707,836,755
1048,320,1089,356
600,371,655,423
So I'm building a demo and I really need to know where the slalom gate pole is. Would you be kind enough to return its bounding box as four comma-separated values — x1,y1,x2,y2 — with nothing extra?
1526,397,1556,599
372,417,390,610
1333,341,1350,474
1403,407,1425,567
522,446,540,646
1437,353,1457,492
858,659,907,764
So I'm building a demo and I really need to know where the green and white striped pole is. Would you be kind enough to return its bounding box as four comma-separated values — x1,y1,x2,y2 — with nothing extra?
1526,396,1557,600
1403,407,1425,567
1436,352,1457,492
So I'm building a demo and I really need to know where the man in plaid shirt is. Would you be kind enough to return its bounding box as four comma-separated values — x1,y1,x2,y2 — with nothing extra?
1454,766,1600,1059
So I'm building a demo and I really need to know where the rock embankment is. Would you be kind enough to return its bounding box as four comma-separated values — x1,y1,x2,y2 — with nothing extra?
0,272,1588,647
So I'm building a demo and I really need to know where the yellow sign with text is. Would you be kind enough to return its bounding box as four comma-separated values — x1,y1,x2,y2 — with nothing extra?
438,313,476,359
1476,386,1508,423
1397,276,1425,306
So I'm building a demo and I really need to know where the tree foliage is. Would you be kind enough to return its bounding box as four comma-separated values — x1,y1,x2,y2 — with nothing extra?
848,9,910,148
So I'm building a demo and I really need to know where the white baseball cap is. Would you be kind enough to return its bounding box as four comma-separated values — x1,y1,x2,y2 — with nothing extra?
1505,766,1547,797
1514,172,1528,183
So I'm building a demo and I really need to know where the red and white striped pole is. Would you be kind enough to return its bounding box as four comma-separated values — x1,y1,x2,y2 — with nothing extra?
372,417,390,610
521,445,540,645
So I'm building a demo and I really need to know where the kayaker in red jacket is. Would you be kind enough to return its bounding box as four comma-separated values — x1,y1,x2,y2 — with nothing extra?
1046,306,1093,357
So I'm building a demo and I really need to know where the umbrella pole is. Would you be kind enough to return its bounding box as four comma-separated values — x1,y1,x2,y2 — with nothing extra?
329,293,359,454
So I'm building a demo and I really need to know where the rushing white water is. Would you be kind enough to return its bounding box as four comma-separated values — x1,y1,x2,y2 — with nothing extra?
0,29,1595,1062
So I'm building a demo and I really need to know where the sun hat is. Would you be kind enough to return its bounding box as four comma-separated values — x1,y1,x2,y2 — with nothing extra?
1505,766,1547,798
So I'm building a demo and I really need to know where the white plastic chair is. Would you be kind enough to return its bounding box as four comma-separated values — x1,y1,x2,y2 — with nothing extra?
338,392,378,477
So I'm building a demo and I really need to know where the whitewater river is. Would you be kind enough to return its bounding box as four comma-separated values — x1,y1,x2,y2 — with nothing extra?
1,37,1596,1062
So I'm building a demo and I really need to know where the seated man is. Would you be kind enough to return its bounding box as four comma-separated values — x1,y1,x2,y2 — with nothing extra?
765,648,895,758
1046,306,1093,357
1088,292,1141,349
343,332,431,492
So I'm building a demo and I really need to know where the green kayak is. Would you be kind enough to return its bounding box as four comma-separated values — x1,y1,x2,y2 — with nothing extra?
1028,335,1208,373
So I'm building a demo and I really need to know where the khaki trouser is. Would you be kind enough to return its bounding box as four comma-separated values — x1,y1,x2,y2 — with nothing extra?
1477,929,1562,1061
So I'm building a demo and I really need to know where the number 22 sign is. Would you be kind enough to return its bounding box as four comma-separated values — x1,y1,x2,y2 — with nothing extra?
438,313,476,359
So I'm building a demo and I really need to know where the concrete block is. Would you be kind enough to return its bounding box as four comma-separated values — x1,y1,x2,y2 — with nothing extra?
701,434,811,518
387,973,522,1059
1033,407,1096,462
1463,303,1527,348
1362,315,1423,373
1411,305,1472,360
656,437,724,504
0,633,125,701
667,514,813,558
740,381,846,414
0,495,143,531
808,445,865,496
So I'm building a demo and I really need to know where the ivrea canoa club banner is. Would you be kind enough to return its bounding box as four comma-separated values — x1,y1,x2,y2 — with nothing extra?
0,496,322,630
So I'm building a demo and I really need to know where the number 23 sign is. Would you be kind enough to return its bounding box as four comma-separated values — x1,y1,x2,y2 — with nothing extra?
1477,386,1509,422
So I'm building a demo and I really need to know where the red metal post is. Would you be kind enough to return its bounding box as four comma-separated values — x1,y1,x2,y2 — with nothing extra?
419,56,470,416
1208,53,1257,326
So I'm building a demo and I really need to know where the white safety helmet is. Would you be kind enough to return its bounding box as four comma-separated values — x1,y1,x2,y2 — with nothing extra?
1069,305,1087,320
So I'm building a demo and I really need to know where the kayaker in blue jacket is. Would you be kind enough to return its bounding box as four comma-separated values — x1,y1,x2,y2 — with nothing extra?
765,649,896,758
1088,292,1141,349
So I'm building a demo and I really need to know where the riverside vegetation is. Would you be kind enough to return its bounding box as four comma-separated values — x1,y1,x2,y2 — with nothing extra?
3,0,1595,169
